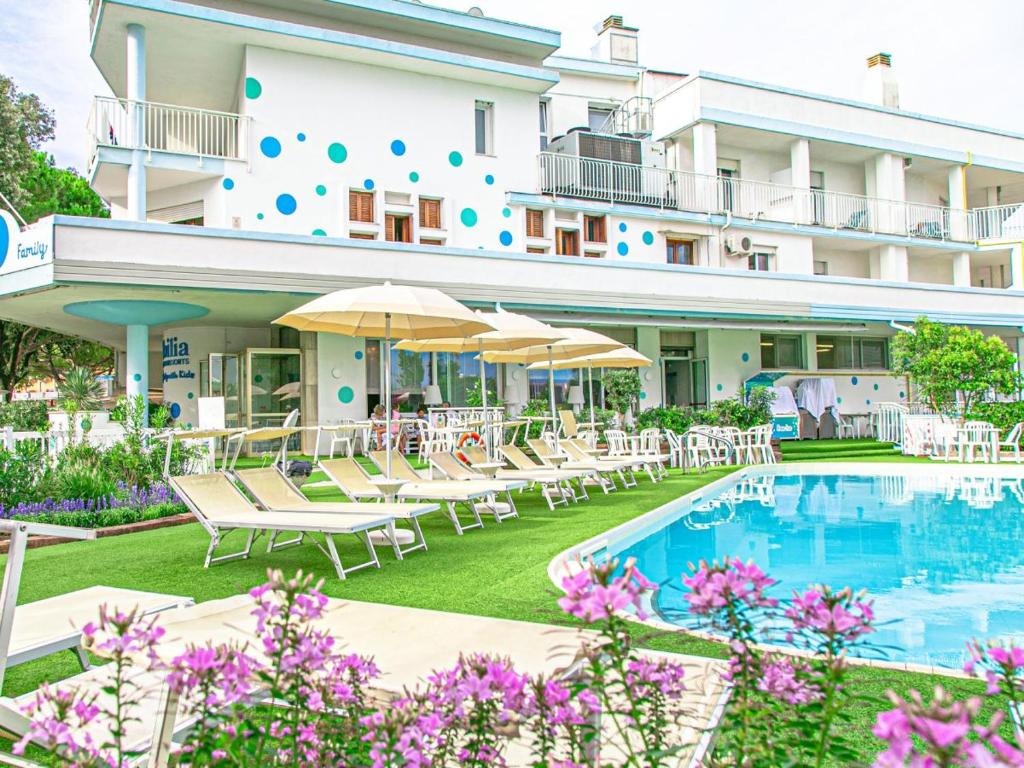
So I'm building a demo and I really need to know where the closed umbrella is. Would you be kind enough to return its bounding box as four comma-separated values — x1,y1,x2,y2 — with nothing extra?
483,328,623,437
274,282,494,479
395,310,566,456
529,347,653,434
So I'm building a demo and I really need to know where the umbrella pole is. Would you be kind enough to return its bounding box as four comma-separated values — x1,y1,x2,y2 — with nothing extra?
548,345,557,440
479,339,489,459
384,312,392,480
588,364,596,438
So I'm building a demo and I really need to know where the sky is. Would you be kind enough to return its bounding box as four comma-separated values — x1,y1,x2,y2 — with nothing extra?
3,0,1023,174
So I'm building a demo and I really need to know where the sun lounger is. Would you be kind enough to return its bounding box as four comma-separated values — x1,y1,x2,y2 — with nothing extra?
168,472,399,579
234,466,438,558
584,434,666,483
559,439,639,488
369,450,524,529
526,438,619,493
458,444,585,510
8,586,192,673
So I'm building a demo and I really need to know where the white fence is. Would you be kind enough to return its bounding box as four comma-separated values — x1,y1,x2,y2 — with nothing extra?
539,153,976,243
88,96,251,166
970,203,1024,241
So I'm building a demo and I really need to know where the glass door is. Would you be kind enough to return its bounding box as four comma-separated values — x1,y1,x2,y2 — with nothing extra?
209,353,241,427
246,348,302,453
691,358,709,408
662,358,692,407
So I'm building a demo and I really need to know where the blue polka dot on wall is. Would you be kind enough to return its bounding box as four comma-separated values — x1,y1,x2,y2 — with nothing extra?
899,390,906,399
338,386,354,404
244,77,262,100
460,208,478,227
132,373,141,382
276,194,297,215
873,383,879,391
837,396,843,404
448,151,463,167
327,143,348,164
169,403,182,419
642,231,654,245
716,383,724,392
363,179,375,191
499,230,513,246
390,139,406,156
257,213,264,220
639,391,647,400
618,222,628,233
222,178,234,190
187,392,194,399
851,376,859,385
617,242,629,256
354,350,364,361
409,171,420,183
485,174,494,185
741,352,750,362
296,132,306,142
866,399,872,406
502,207,511,218
260,136,281,158
315,184,327,196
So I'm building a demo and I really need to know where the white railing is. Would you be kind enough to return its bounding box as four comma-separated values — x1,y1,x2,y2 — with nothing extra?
88,96,251,166
969,203,1024,241
598,97,653,137
538,153,978,243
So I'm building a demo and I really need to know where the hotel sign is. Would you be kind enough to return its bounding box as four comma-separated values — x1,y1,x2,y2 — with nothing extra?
0,211,53,277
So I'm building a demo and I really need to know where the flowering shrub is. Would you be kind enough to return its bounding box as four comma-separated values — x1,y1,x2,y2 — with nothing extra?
11,562,689,767
11,560,1024,767
1,481,183,528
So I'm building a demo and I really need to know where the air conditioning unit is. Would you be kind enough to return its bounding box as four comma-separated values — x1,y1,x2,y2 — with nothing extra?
725,235,754,256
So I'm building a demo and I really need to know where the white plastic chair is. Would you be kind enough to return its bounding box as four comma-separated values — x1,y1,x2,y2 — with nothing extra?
664,429,684,469
833,410,856,439
999,422,1023,463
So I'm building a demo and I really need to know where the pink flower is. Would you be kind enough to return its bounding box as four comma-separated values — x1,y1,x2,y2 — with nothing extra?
683,559,778,617
785,587,874,645
558,557,657,624
757,657,821,705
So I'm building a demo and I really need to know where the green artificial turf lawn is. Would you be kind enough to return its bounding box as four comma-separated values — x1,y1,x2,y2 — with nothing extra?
0,451,1003,762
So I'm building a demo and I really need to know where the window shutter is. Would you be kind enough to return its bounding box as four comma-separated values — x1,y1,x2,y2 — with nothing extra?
526,210,544,238
350,191,373,223
419,199,441,229
385,214,396,242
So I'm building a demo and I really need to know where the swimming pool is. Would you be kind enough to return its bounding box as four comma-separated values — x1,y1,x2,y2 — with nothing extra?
558,464,1024,669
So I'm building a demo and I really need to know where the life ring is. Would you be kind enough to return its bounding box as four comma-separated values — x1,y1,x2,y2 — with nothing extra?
456,431,482,463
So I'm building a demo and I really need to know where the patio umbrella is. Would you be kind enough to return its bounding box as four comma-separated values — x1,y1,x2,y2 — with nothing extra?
529,347,653,433
274,282,494,479
395,309,567,456
273,381,301,401
483,328,623,437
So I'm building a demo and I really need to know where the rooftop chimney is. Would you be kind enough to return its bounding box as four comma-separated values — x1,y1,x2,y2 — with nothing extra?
863,52,899,109
592,15,638,65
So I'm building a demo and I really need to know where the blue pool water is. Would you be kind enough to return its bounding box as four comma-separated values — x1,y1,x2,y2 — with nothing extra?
610,471,1024,668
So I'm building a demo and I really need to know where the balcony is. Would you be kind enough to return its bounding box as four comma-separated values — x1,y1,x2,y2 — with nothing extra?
87,96,251,170
538,153,973,243
969,203,1024,241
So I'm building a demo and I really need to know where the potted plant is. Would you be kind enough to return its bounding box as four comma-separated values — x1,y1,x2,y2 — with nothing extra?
603,369,642,431
56,367,104,440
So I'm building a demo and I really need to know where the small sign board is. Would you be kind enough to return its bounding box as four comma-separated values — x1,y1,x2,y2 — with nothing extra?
197,397,226,430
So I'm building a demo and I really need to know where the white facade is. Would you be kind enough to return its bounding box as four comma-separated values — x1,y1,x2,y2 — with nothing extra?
4,0,1024,439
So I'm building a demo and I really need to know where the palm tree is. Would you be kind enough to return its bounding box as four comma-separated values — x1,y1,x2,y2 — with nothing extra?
58,366,103,437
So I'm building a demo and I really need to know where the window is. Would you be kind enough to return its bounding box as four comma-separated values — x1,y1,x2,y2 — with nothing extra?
816,336,890,370
539,100,550,151
555,228,579,256
588,106,613,133
760,334,804,369
349,190,374,223
666,239,694,265
474,100,494,155
526,209,545,239
584,215,606,243
419,198,442,229
420,237,444,246
584,251,603,259
527,246,547,254
748,252,772,272
813,260,829,276
385,214,412,243
350,232,375,240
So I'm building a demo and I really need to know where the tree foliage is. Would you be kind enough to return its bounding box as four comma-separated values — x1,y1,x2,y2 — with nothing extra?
0,75,54,210
0,77,112,400
603,369,642,420
891,316,1021,414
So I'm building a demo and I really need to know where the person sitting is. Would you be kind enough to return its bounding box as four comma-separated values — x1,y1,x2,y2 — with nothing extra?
370,404,386,450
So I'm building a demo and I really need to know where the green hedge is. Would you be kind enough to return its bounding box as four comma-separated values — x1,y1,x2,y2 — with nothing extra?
966,401,1024,441
11,501,185,529
0,401,49,431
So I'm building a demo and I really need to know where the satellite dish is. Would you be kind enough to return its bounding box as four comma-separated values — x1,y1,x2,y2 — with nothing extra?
467,6,484,17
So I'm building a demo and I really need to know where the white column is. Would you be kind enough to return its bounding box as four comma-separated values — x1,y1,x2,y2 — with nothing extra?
878,245,908,282
987,187,1000,207
126,324,149,426
947,165,967,241
790,138,811,224
126,23,147,221
952,252,971,287
873,153,905,235
635,326,662,409
692,122,718,176
1011,244,1024,290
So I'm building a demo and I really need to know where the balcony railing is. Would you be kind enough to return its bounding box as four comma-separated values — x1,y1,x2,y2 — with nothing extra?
88,96,251,167
538,153,973,243
969,203,1024,241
